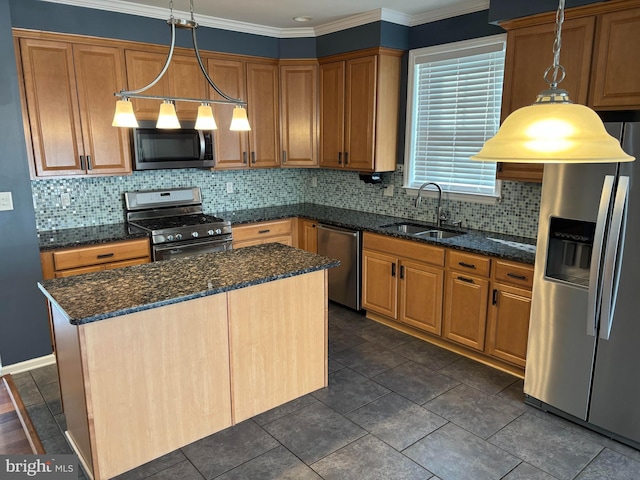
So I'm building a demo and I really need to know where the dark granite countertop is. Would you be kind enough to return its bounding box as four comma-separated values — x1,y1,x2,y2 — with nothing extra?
36,203,536,265
218,204,536,265
39,243,339,325
38,223,147,251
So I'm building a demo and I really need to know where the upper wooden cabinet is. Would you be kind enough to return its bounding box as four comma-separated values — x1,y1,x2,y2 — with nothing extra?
279,62,319,168
17,37,131,177
124,50,207,121
498,0,640,183
207,58,280,169
319,48,401,173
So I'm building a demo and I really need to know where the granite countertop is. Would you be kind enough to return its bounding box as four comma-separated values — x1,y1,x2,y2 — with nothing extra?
219,204,536,265
38,223,147,251
37,203,536,264
39,243,339,325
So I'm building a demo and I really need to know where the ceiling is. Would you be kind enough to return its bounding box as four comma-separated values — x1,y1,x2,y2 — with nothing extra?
44,0,491,37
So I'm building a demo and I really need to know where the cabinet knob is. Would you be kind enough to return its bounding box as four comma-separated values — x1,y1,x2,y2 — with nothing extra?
251,151,256,164
344,152,349,165
338,152,342,164
282,150,287,163
243,152,248,164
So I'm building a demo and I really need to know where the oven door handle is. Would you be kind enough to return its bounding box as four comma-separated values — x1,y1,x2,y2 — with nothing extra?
198,130,206,160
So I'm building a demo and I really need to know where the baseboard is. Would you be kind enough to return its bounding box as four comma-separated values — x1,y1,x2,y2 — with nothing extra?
0,353,56,376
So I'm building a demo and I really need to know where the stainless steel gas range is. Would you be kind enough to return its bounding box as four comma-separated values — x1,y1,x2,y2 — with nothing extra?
125,187,232,261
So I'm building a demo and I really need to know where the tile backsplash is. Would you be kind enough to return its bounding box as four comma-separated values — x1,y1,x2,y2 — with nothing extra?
31,166,541,239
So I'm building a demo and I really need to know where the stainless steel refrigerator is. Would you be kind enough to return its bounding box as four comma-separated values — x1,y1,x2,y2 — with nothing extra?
525,121,640,448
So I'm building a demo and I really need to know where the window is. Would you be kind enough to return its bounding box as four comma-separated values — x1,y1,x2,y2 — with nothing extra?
404,34,506,200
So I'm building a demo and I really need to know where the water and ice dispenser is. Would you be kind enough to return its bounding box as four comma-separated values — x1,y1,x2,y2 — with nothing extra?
545,217,596,287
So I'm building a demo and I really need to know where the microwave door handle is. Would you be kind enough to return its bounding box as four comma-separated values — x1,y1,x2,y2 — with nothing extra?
198,130,206,160
599,176,629,340
587,175,615,337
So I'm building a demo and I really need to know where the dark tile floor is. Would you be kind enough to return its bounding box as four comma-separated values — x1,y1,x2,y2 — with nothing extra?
13,303,640,480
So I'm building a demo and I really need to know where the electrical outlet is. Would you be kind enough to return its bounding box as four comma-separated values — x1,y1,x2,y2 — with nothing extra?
0,192,13,211
226,182,234,194
311,177,318,187
383,185,394,197
61,192,71,207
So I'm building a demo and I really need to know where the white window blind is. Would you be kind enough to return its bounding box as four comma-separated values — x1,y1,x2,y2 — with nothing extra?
405,35,506,198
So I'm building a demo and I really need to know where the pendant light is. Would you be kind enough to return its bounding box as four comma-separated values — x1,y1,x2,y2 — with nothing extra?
112,0,250,132
472,0,634,164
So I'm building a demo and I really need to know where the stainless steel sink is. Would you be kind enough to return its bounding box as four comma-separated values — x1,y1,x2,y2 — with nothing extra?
379,223,465,239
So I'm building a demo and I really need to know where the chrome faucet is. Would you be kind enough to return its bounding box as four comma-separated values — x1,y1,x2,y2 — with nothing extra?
415,182,447,228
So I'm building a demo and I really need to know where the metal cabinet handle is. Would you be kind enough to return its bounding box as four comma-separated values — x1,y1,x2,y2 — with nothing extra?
458,261,476,269
492,288,498,305
457,276,474,284
391,263,396,277
338,152,342,164
80,155,85,170
344,152,349,164
507,272,527,281
400,265,404,279
242,152,248,164
251,151,256,164
86,155,92,170
97,253,114,259
258,229,271,234
282,151,287,163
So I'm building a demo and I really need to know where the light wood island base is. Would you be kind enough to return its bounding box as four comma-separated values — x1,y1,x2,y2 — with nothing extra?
51,270,328,480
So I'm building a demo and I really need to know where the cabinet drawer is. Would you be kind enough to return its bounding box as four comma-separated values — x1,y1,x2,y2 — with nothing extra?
232,219,293,242
447,250,491,277
493,260,534,289
363,233,445,267
52,239,150,271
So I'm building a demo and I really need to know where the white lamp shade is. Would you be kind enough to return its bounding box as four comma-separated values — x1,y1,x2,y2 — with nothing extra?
112,99,139,128
195,104,218,130
229,106,251,131
156,101,181,129
472,102,635,163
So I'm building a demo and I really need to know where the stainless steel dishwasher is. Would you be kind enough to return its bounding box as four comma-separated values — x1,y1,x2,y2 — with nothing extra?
317,224,361,310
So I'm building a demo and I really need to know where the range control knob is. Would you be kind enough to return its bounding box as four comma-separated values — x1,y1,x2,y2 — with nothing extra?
192,231,199,238
208,229,214,236
167,235,174,241
215,228,222,235
175,233,183,240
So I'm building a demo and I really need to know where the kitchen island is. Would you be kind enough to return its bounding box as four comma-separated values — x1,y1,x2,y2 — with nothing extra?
38,243,338,480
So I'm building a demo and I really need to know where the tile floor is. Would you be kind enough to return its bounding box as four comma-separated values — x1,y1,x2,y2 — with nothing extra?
13,303,640,480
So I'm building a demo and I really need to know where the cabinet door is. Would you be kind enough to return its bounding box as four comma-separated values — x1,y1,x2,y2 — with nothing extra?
280,65,318,167
207,58,248,169
299,219,318,253
344,55,376,171
246,63,280,168
443,270,489,351
399,260,444,336
590,7,640,109
498,17,595,182
73,44,132,175
362,250,397,319
486,284,531,367
124,50,171,120
19,38,84,176
166,55,208,120
319,61,345,168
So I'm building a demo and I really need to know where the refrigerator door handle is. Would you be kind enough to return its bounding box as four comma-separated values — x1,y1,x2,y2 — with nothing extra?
599,176,629,341
586,175,616,337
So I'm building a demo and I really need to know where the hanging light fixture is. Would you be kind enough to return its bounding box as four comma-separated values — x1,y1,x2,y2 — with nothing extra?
112,0,250,131
472,0,634,163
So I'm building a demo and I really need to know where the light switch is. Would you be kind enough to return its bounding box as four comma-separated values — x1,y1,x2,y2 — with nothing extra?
0,192,13,211
226,182,234,194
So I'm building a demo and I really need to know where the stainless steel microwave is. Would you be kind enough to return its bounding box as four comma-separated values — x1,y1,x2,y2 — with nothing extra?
132,121,215,170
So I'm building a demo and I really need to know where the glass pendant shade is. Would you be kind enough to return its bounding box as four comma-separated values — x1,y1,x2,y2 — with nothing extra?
472,101,635,163
111,99,139,128
156,101,181,129
195,104,218,130
229,106,251,131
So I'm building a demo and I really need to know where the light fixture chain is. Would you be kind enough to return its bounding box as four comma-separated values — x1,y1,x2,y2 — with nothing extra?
169,0,174,20
190,0,195,21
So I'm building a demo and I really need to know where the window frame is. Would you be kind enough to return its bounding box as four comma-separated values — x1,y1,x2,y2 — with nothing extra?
403,34,507,204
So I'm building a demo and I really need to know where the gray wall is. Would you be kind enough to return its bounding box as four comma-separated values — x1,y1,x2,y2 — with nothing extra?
0,0,51,366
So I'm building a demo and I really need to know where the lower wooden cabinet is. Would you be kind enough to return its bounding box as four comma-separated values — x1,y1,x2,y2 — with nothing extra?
443,270,489,351
232,219,293,249
399,260,444,336
298,218,318,253
40,238,150,280
362,249,398,319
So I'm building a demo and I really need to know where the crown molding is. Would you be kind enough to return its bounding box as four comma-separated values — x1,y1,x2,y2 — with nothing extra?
409,0,490,26
39,0,489,38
